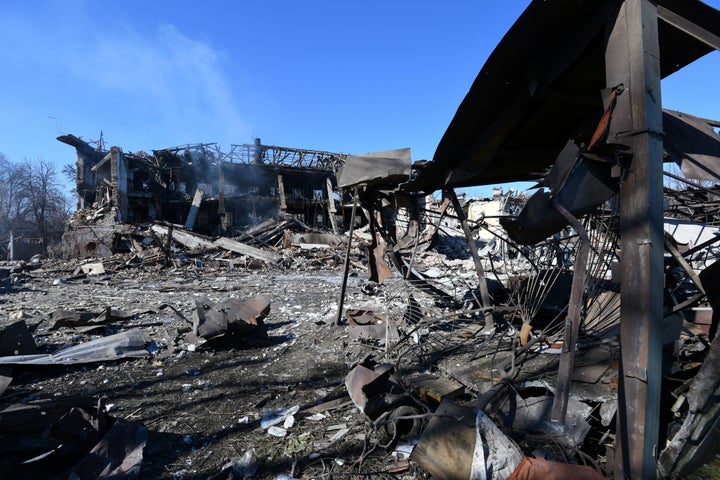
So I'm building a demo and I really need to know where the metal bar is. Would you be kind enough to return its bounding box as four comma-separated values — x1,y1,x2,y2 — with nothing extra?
447,188,494,325
664,170,720,196
550,200,590,424
336,186,359,326
680,233,720,259
664,235,706,295
605,1,665,478
657,5,720,51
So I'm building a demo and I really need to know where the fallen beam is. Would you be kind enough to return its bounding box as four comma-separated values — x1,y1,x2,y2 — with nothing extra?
212,236,281,264
150,224,216,250
150,224,280,263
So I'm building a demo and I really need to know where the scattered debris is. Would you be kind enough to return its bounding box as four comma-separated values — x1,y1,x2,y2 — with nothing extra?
0,396,147,479
3,2,720,478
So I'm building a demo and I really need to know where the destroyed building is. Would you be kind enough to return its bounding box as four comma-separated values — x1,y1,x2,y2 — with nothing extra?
57,135,347,257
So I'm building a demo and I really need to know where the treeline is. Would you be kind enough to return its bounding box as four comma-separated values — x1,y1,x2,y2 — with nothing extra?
0,153,71,257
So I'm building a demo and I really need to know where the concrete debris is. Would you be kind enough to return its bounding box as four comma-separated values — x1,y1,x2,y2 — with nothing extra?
3,167,720,477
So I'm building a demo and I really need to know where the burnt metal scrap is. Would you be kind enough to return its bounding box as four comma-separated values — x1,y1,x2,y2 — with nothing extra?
187,295,271,347
330,178,720,478
0,396,147,479
2,176,720,478
376,0,720,478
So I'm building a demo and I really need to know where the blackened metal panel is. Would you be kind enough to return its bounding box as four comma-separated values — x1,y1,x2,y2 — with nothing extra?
663,110,720,182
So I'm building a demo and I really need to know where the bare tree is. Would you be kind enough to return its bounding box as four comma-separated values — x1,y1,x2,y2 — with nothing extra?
20,159,66,255
0,154,27,238
9,158,71,256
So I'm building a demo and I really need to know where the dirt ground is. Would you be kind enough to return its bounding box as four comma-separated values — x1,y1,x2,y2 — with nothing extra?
1,256,447,479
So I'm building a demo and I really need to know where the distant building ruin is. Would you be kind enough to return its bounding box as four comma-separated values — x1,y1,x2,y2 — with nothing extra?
57,135,348,257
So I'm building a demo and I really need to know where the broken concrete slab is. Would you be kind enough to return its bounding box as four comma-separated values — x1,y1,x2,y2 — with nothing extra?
76,262,106,276
149,223,216,250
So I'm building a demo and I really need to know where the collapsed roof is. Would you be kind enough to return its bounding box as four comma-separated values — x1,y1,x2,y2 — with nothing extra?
407,0,720,192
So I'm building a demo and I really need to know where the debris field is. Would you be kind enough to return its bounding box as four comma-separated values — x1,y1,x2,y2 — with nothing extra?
3,1,720,479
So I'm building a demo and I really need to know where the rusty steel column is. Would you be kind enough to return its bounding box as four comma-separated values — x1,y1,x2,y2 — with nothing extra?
605,1,664,478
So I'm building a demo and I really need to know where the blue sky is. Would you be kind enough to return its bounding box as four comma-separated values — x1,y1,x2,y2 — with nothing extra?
0,1,718,198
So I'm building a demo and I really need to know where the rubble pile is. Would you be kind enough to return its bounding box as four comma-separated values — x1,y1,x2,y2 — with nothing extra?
2,185,719,479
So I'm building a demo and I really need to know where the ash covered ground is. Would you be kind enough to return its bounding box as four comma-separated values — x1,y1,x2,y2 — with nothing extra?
0,256,455,479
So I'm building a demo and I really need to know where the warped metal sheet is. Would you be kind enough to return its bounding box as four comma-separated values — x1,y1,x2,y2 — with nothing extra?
663,109,720,182
0,329,149,366
337,148,411,188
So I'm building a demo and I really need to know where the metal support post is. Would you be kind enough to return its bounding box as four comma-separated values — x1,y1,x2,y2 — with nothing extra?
605,1,664,478
550,200,590,424
447,188,493,325
336,186,359,326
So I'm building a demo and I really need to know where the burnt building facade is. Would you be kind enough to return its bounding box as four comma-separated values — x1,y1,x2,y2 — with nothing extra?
59,135,346,238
